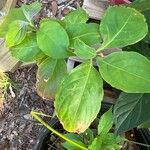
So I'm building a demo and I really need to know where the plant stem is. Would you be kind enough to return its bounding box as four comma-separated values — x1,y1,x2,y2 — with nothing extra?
31,111,88,150
124,138,150,147
31,111,52,118
96,46,105,54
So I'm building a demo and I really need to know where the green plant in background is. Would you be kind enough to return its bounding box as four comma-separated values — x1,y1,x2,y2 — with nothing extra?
0,70,10,91
0,0,150,148
31,108,124,150
31,108,150,149
0,70,11,108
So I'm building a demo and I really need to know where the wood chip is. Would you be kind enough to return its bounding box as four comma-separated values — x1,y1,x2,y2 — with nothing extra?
51,0,58,16
83,0,109,20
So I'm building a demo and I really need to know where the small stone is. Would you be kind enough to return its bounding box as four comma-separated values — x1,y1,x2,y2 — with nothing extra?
12,131,18,136
23,114,32,120
57,0,66,5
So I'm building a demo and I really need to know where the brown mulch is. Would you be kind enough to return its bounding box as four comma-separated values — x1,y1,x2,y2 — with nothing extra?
16,0,83,20
0,65,54,150
0,0,83,149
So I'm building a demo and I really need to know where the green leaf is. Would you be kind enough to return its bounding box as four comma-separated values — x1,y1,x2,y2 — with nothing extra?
66,23,101,47
139,119,150,128
0,8,27,37
123,41,150,59
98,107,113,136
6,20,28,47
143,10,150,43
10,33,44,62
55,61,104,133
22,1,41,22
74,39,96,59
99,6,148,51
97,51,150,93
128,0,150,12
81,129,94,145
100,133,122,150
62,133,86,150
36,58,67,99
89,134,122,150
37,20,69,59
63,8,88,27
88,136,102,150
128,1,150,43
40,18,65,28
114,92,150,133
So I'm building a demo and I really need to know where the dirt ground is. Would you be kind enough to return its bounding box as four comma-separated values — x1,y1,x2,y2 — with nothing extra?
0,0,83,149
0,65,54,150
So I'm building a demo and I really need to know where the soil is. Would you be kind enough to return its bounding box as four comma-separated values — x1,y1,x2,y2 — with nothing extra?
0,0,83,149
0,65,54,150
16,0,83,20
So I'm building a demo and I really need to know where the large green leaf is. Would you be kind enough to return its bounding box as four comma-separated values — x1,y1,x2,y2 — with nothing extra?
98,107,113,136
6,20,28,47
98,6,148,51
36,58,67,99
114,92,150,133
74,39,96,59
22,1,41,22
55,61,103,133
66,23,101,47
0,8,27,37
37,20,69,59
97,51,150,93
10,33,44,62
128,1,150,43
63,8,88,27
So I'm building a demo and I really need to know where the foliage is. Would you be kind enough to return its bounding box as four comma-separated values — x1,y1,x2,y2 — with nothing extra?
55,61,103,133
114,93,150,133
98,6,147,51
1,1,150,148
31,108,123,150
0,71,10,91
97,52,150,93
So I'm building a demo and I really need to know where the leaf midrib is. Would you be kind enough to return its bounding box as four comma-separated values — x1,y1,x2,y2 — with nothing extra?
75,39,96,56
101,14,132,49
72,62,92,129
101,59,150,83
